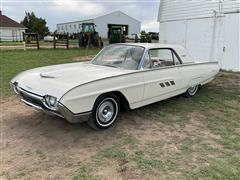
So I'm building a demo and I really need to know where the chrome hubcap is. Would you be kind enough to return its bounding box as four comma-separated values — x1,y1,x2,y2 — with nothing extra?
97,101,115,123
188,85,198,95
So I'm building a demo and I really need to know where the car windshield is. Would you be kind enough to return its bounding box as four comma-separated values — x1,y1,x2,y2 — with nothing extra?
91,45,145,70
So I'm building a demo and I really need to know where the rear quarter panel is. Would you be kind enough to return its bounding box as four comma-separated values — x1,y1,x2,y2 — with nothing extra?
178,62,219,88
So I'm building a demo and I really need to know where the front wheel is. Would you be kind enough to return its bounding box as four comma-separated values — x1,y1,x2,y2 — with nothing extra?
184,85,199,97
88,94,120,130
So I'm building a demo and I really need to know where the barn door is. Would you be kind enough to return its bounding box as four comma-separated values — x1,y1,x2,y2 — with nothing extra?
221,13,240,71
185,18,215,62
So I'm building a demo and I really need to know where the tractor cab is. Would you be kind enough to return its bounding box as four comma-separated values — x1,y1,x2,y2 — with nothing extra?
81,23,95,34
79,23,102,48
109,26,126,44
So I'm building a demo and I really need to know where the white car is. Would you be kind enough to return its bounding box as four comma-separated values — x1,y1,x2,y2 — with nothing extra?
43,35,56,42
10,43,219,129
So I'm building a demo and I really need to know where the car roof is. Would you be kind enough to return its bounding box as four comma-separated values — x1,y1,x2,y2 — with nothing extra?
117,43,185,50
116,43,194,63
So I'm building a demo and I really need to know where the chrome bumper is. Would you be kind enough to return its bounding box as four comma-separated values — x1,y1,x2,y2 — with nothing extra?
10,83,91,123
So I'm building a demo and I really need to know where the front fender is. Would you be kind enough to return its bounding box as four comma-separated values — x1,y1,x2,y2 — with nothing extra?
59,73,144,114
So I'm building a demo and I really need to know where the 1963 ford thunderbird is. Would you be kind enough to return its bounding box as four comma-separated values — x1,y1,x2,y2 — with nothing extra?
10,43,219,129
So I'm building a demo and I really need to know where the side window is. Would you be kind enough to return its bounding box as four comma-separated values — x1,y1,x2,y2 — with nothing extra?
149,49,174,68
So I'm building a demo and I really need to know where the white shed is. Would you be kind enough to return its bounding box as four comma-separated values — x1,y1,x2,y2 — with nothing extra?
158,0,240,71
57,11,141,38
0,11,26,41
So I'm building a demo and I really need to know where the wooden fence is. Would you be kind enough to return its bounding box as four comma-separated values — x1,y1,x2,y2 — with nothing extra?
23,32,40,49
53,33,69,49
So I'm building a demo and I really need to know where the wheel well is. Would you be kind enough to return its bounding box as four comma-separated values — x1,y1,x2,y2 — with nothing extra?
98,91,130,110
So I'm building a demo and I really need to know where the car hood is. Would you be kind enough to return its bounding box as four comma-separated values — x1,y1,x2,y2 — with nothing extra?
12,62,135,99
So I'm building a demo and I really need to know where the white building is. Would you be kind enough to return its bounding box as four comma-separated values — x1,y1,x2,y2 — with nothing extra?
57,10,141,38
0,11,26,41
158,0,240,71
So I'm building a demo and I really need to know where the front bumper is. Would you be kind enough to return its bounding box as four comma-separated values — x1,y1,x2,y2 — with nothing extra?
10,83,91,123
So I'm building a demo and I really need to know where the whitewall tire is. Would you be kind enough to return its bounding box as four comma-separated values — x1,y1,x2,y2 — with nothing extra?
88,94,120,130
184,85,199,97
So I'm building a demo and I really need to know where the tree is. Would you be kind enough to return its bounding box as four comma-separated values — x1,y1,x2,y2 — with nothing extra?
21,12,49,38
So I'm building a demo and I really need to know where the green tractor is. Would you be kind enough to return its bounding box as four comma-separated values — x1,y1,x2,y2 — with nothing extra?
109,26,126,44
78,23,103,48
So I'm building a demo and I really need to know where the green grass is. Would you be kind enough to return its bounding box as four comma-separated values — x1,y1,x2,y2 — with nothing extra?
71,165,104,180
0,41,23,46
0,48,100,97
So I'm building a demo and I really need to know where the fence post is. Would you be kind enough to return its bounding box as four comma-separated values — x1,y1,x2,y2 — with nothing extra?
36,33,40,49
23,32,25,41
53,32,56,49
23,41,26,51
66,33,69,49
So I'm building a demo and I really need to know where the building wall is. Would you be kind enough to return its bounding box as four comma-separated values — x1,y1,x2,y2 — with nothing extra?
158,0,240,71
56,11,141,38
221,13,239,71
0,27,25,41
57,19,94,34
158,0,240,22
94,11,141,38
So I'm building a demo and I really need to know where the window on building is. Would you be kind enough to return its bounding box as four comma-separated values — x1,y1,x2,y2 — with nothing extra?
74,24,76,29
65,25,67,30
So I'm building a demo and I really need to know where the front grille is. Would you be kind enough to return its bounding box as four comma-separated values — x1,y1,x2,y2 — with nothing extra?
19,90,44,108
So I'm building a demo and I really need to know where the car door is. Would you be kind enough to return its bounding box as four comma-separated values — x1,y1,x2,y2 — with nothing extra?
142,48,184,103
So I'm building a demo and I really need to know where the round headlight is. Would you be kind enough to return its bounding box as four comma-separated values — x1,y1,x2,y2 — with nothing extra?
49,96,57,106
44,95,58,110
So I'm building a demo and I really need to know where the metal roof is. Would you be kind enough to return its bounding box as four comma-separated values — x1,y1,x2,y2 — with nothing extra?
57,10,140,25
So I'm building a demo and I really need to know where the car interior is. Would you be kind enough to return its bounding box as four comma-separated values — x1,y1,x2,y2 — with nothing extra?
144,49,180,69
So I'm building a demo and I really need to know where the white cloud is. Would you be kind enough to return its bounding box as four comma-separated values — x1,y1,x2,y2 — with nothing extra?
51,0,105,16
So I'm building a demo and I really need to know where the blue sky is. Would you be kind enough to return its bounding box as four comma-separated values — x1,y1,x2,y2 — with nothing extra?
1,0,160,32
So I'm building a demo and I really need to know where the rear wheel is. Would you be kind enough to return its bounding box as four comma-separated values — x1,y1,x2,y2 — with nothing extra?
184,85,199,97
88,94,120,130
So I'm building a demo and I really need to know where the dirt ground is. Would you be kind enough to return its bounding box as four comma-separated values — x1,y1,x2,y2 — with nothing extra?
1,72,239,179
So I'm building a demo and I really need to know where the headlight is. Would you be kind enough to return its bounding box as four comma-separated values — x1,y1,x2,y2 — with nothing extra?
43,95,58,110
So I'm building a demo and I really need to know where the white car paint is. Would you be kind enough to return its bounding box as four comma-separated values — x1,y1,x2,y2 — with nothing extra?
11,43,219,123
44,35,56,42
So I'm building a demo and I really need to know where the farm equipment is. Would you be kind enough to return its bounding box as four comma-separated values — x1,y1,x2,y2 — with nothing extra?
109,26,126,44
78,23,103,48
139,31,152,43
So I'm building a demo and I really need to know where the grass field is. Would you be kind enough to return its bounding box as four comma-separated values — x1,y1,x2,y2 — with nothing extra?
0,41,23,46
1,49,240,179
0,48,100,97
0,40,84,48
